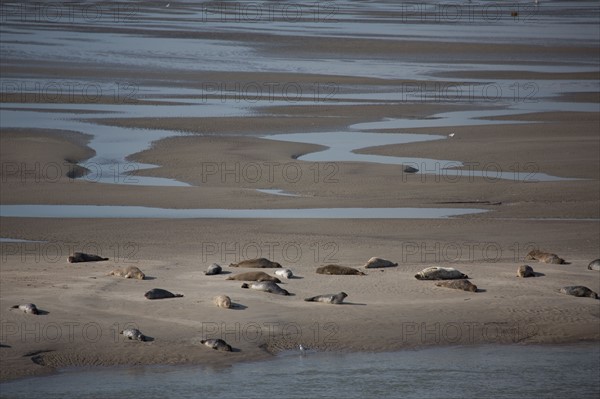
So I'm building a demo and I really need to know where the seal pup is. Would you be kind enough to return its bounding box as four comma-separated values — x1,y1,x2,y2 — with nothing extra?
414,267,468,280
144,288,183,300
363,257,398,268
316,265,366,276
304,292,347,304
213,295,232,309
229,258,282,268
517,265,536,278
108,266,145,280
241,281,290,296
10,304,39,315
205,263,222,275
226,271,281,283
587,259,600,271
435,280,478,292
120,328,148,342
200,338,232,352
524,249,566,264
68,252,108,263
559,286,598,299
275,268,293,279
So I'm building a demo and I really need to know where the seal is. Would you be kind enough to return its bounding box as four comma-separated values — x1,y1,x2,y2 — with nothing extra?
108,266,145,280
144,288,184,300
120,328,148,341
316,265,366,275
68,252,108,263
200,338,232,352
524,249,566,264
205,263,222,275
229,258,282,268
587,259,600,271
559,286,598,299
241,281,290,296
304,292,348,304
517,265,535,278
10,303,39,315
226,271,281,283
275,268,293,279
414,267,468,280
213,295,232,309
363,257,398,268
435,280,478,292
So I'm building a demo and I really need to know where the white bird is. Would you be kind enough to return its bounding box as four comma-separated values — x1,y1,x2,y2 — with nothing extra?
448,133,455,138
299,344,306,353
166,3,170,7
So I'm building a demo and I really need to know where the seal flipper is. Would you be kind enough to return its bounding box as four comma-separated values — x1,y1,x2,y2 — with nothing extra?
241,283,249,289
304,297,316,302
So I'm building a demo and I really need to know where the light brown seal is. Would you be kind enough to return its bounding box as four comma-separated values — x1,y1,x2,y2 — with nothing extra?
414,267,468,280
363,257,398,268
226,271,281,283
229,258,282,268
559,286,598,299
435,280,478,292
316,265,366,275
213,295,232,309
517,265,535,278
108,266,145,280
525,249,566,264
304,292,348,304
68,252,108,263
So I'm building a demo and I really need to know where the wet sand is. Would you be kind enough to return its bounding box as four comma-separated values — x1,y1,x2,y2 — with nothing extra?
1,2,599,383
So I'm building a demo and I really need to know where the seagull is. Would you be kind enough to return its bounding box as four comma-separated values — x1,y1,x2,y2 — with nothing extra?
166,3,170,7
448,133,455,138
299,344,306,354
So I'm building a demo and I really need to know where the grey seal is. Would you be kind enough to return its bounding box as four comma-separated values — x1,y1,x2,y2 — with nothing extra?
229,258,282,268
587,259,600,271
435,280,478,292
68,252,108,263
363,257,398,268
525,249,566,264
414,267,468,280
316,265,366,275
108,266,145,279
226,271,281,283
304,292,348,304
10,304,39,315
213,295,232,309
200,338,232,352
120,328,148,341
517,265,535,278
144,288,184,300
275,268,293,279
559,286,598,299
241,281,290,296
205,263,222,275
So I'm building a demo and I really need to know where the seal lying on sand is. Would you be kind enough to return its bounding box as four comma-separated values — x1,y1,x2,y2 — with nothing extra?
275,268,293,279
213,295,232,309
588,259,600,271
120,328,148,341
229,258,282,268
10,304,39,315
414,267,468,280
363,257,398,268
226,271,281,283
108,266,145,280
241,281,290,296
200,338,232,352
68,252,108,263
435,280,478,292
304,292,347,304
144,288,183,300
205,263,222,275
316,265,366,275
517,265,536,278
559,286,598,299
525,249,566,264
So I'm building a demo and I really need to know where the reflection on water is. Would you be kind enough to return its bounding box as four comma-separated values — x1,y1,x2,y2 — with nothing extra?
1,345,598,399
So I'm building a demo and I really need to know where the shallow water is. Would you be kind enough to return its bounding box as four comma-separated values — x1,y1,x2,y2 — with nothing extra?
0,205,486,219
1,345,598,399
